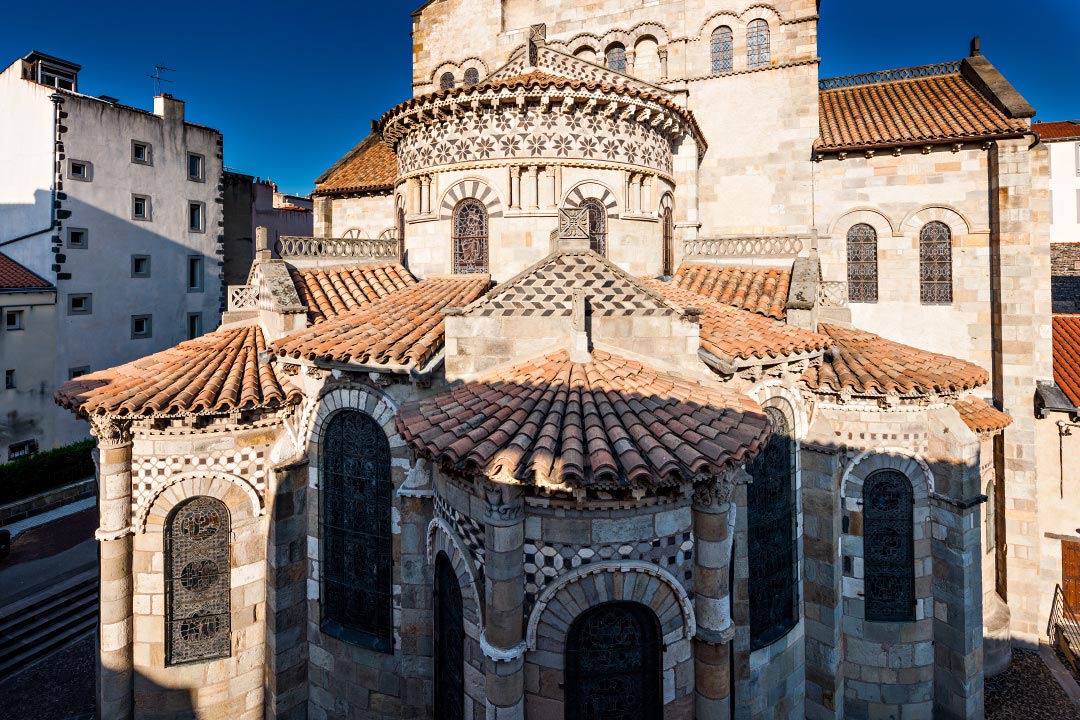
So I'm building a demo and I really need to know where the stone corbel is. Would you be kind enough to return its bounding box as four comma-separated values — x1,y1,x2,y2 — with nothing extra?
480,632,527,663
691,475,736,513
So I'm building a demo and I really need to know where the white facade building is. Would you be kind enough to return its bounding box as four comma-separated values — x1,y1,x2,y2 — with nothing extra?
1038,120,1080,244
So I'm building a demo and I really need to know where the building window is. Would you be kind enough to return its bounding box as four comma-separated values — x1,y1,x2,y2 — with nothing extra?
5,309,24,330
864,469,916,622
131,314,152,339
4,369,14,389
69,366,90,379
434,552,464,719
919,221,952,304
463,68,480,87
187,153,205,181
188,202,205,232
747,401,798,650
68,293,92,315
747,19,771,68
397,206,406,258
320,410,393,651
565,603,662,720
131,141,152,165
132,194,152,221
606,44,627,73
711,26,733,73
38,64,75,91
440,72,455,90
847,223,879,303
662,205,674,277
165,496,231,666
452,199,489,274
187,313,202,339
69,160,91,181
131,255,151,278
67,227,88,249
581,198,608,256
187,256,204,291
8,439,38,460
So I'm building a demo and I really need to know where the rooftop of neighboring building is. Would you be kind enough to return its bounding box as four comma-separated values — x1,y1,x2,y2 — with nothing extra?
0,253,53,292
1034,120,1080,142
1052,314,1080,406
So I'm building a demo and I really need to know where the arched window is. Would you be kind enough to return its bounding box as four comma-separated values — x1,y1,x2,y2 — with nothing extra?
566,602,661,720
747,19,771,68
864,469,915,622
452,199,489,274
747,402,798,650
919,221,952,304
662,204,674,277
463,68,479,86
847,223,879,303
165,496,231,666
711,26,733,73
582,198,607,256
320,410,393,650
606,44,627,73
435,553,464,720
440,72,456,90
396,205,406,259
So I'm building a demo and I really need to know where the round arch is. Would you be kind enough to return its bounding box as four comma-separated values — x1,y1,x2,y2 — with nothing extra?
827,207,897,238
438,178,504,220
562,180,618,215
427,517,484,629
899,205,973,241
140,472,261,534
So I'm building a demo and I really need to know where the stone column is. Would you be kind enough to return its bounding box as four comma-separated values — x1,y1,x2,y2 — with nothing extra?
526,166,539,211
541,168,556,209
420,176,432,215
510,166,522,210
658,47,669,80
692,477,737,720
628,173,641,215
409,177,421,215
91,417,134,720
482,484,526,720
625,49,636,75
643,175,655,216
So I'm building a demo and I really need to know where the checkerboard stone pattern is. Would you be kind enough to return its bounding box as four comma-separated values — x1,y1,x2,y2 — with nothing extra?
435,494,486,582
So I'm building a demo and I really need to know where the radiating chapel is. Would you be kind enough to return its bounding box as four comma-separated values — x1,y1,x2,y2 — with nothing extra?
56,1,1052,719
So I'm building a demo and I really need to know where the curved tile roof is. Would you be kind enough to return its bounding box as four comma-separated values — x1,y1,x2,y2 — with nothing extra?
953,395,1012,435
273,275,490,370
290,264,415,323
55,326,300,418
673,264,791,320
1053,314,1080,406
803,325,989,397
313,133,397,196
396,349,770,490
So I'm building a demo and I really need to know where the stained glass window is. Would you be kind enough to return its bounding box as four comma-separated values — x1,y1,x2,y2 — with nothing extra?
920,221,952,304
711,26,733,73
566,602,661,720
606,44,627,73
847,223,879,303
440,72,456,91
747,19,771,68
320,410,393,651
165,496,231,666
582,198,607,256
662,206,674,277
864,469,915,622
397,206,406,259
453,199,489,274
435,553,464,720
463,68,479,87
747,402,798,650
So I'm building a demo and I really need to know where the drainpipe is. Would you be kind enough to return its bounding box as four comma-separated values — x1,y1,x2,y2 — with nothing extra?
1,92,64,248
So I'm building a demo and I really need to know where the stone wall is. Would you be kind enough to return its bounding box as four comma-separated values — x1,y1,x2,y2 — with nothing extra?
1051,242,1080,313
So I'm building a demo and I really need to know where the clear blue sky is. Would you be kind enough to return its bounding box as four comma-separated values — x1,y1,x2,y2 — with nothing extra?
3,1,1077,196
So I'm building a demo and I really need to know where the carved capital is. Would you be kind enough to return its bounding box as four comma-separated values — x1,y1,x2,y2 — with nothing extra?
483,484,524,527
89,416,133,448
692,478,734,513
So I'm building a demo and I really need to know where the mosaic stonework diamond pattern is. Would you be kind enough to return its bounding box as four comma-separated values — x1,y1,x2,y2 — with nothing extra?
435,494,486,581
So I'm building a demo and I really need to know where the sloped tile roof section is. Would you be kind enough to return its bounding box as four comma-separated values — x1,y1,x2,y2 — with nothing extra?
1034,121,1080,142
395,349,771,490
0,253,53,291
290,264,416,323
55,326,301,418
642,278,830,364
673,264,791,320
803,325,989,397
1053,314,1080,406
273,275,490,370
953,395,1012,435
313,132,398,197
817,63,1029,152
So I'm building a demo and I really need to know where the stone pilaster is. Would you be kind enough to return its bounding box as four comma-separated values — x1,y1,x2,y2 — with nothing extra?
482,484,526,720
90,417,134,720
692,475,737,720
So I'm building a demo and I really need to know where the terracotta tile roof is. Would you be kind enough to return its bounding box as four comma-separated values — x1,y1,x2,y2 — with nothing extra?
273,275,490,370
1034,121,1080,141
290,264,416,323
55,326,301,418
0,253,52,291
817,70,1029,152
313,133,397,196
803,324,989,397
395,349,770,490
953,395,1012,435
1053,314,1080,406
642,278,830,364
672,265,791,320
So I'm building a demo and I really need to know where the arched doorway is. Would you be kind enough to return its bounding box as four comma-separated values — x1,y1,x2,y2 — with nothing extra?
435,552,465,720
565,602,662,720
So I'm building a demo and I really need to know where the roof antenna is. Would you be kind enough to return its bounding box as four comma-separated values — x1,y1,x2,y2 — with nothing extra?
970,36,981,57
148,64,175,95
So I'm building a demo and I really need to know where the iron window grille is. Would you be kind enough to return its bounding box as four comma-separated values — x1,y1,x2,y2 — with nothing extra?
440,72,456,90
863,469,916,622
452,199,489,274
463,68,479,87
582,198,608,256
847,223,879,303
711,26,733,73
319,410,394,651
606,45,627,73
434,553,465,720
662,206,675,277
919,221,953,304
165,496,232,666
747,19,771,68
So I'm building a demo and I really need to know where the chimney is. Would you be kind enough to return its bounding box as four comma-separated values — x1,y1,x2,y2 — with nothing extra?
255,226,272,260
153,93,185,124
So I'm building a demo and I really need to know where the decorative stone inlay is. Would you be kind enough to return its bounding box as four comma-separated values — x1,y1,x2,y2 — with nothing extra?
435,494,485,578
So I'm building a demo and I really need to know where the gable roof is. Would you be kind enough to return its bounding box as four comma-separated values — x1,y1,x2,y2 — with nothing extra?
1053,314,1080,406
313,132,397,197
290,264,416,323
672,264,791,320
0,253,52,292
1034,121,1080,142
